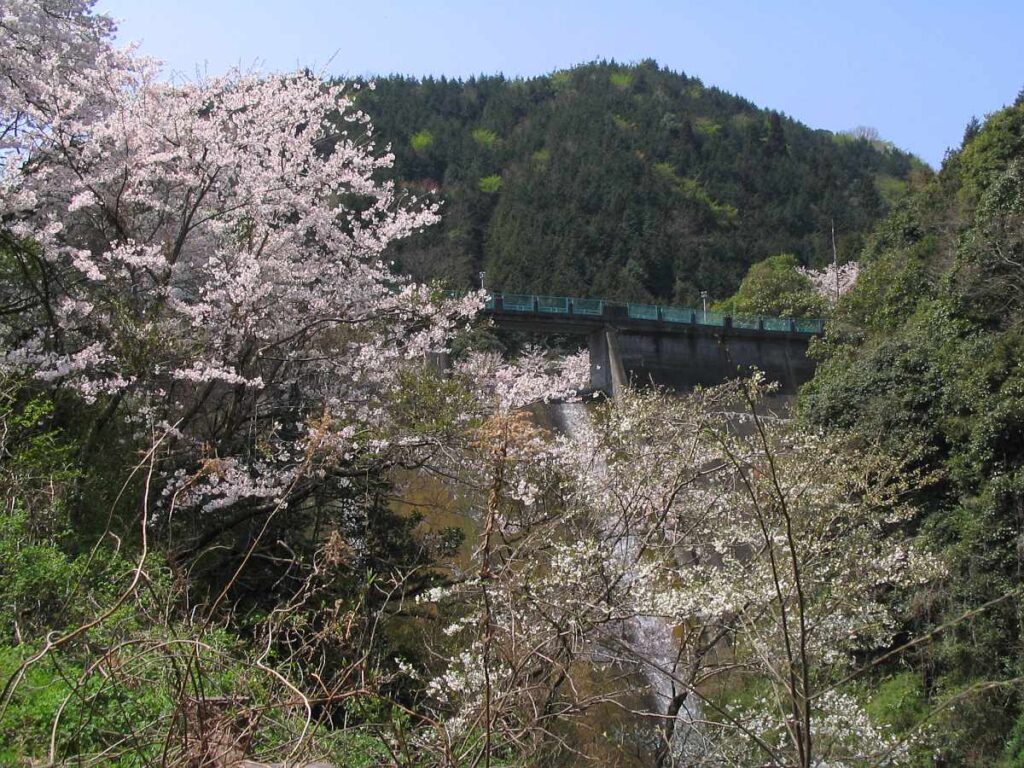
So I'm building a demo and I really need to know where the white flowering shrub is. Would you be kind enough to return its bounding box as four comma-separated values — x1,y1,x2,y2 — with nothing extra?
1,0,484,523
799,262,861,305
413,377,941,766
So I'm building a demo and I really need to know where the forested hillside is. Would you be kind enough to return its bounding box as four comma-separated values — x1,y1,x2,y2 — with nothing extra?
802,93,1024,764
355,61,927,301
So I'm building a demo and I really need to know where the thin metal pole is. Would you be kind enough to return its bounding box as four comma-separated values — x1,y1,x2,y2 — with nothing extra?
830,220,839,305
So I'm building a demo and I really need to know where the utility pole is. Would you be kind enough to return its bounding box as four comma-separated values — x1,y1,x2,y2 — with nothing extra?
700,290,708,321
831,219,839,305
479,271,486,292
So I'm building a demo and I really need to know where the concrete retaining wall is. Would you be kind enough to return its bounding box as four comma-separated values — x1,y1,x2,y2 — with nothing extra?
614,331,815,394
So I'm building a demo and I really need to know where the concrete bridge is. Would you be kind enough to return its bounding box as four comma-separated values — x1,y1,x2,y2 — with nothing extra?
482,292,823,396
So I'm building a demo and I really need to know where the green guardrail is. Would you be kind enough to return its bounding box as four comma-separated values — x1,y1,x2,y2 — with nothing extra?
732,315,760,330
696,310,727,327
537,295,570,314
662,307,695,324
628,303,659,320
502,293,534,312
482,292,823,334
573,298,603,316
761,317,789,332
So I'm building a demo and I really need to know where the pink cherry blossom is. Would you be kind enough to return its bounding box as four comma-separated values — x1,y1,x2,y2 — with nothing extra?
1,0,481,515
798,261,861,304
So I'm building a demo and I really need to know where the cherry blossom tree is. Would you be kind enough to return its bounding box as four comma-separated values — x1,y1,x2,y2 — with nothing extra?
414,378,941,766
0,0,129,150
1,6,604,763
657,378,940,766
798,262,861,305
456,345,590,412
1,0,482,527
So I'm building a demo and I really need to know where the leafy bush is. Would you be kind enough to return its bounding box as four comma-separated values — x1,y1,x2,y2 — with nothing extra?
471,127,498,147
410,129,434,152
718,253,827,317
478,174,502,193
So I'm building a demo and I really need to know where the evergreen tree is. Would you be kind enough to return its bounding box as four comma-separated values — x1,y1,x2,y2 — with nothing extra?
352,61,926,303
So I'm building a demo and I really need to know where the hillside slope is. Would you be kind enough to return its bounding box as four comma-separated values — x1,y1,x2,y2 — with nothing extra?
353,60,927,302
801,95,1024,763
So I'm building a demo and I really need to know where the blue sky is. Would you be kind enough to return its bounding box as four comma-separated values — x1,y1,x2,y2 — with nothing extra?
99,0,1023,167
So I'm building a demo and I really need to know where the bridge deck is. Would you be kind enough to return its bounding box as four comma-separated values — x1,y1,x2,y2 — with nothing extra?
482,292,825,337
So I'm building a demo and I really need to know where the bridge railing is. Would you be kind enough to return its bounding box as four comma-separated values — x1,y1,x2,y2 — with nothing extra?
661,307,695,324
573,298,604,316
537,295,569,314
697,310,728,327
627,303,659,321
761,316,790,332
481,291,824,335
731,314,761,330
501,293,535,312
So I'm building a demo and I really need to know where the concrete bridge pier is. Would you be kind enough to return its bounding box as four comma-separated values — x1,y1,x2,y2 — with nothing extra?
588,328,627,399
588,329,611,395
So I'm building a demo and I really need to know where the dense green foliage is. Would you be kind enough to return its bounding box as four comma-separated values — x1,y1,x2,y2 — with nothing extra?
801,97,1024,765
716,252,827,317
0,371,455,766
354,60,926,302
